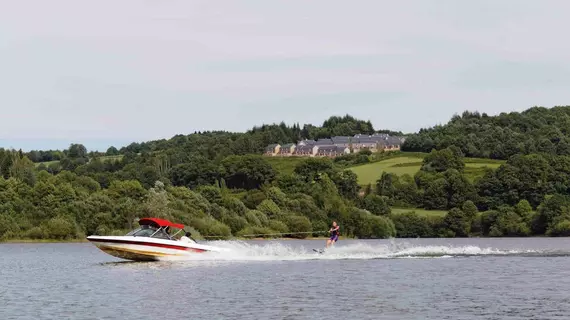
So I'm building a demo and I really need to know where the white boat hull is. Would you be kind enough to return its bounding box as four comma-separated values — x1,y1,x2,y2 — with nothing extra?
87,235,229,261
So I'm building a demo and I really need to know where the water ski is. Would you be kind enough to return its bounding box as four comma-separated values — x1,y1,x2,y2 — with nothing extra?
313,248,325,254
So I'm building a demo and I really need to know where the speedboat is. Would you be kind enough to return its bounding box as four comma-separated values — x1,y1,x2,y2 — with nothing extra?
86,217,229,261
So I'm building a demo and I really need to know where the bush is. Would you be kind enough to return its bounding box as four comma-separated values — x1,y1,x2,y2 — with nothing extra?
369,215,396,239
361,194,391,215
197,185,222,204
210,203,229,221
351,208,395,239
444,208,472,237
268,220,289,234
547,220,570,237
311,220,329,237
391,211,433,238
256,199,281,218
47,216,77,239
495,211,530,237
426,215,449,237
191,218,231,240
470,214,482,236
222,196,247,216
0,214,20,239
236,226,276,238
221,215,248,234
482,207,530,237
245,210,268,227
266,187,287,207
205,222,231,240
241,189,267,209
282,215,312,239
25,226,48,240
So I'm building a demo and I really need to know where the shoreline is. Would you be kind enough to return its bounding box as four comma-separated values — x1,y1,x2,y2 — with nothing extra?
1,239,90,244
1,236,344,244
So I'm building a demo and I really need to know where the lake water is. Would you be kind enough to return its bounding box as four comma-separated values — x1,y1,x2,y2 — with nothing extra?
2,238,570,319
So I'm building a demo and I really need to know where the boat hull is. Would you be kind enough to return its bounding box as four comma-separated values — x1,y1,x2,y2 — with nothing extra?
87,236,228,261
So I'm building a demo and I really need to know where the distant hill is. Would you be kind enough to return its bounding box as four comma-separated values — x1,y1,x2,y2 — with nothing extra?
22,114,403,164
402,106,570,160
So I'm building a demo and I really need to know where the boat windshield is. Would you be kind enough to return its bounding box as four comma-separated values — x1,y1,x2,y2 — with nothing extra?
126,225,173,239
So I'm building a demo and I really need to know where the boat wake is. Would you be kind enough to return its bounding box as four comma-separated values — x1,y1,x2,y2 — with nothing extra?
154,240,563,263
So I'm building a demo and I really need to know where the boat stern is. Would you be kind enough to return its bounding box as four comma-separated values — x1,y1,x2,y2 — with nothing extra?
86,236,182,261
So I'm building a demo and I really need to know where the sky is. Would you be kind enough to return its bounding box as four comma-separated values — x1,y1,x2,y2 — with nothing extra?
1,0,569,151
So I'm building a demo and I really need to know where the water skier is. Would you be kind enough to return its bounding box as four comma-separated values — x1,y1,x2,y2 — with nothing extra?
326,221,340,248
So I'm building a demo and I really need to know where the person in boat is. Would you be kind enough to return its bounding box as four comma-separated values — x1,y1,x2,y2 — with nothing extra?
326,221,340,248
179,231,195,243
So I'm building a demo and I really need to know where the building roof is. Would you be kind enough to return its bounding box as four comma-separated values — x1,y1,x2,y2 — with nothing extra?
315,139,333,145
298,139,316,146
265,144,279,151
331,136,351,143
316,145,348,153
281,143,295,148
334,142,350,147
316,145,337,152
355,138,378,144
295,145,314,152
372,133,389,138
386,137,402,145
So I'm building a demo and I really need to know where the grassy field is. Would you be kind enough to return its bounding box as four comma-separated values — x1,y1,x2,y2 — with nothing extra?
390,207,448,217
349,154,504,185
35,154,124,167
265,157,306,175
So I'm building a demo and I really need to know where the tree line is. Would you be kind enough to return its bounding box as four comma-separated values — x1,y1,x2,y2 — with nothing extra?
3,109,570,240
402,106,570,159
0,148,397,240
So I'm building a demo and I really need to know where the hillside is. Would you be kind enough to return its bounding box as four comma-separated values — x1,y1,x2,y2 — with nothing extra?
3,111,570,241
402,106,570,160
349,154,504,185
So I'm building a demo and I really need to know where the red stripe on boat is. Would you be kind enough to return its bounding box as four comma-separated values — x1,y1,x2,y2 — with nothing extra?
88,238,207,252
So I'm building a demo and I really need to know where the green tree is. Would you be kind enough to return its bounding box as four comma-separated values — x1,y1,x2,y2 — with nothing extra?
221,155,275,189
391,211,433,238
332,170,360,199
68,144,87,159
9,155,36,186
47,216,77,239
169,156,221,189
376,172,397,198
294,157,334,182
443,208,471,237
282,215,312,239
361,194,391,215
106,146,119,156
421,147,465,173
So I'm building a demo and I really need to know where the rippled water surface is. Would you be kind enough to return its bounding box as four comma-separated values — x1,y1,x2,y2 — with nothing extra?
3,238,570,319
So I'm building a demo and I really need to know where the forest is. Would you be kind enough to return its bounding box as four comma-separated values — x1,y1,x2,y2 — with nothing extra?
2,107,570,241
402,106,570,159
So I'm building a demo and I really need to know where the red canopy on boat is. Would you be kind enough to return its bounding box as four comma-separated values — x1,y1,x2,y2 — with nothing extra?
138,218,184,230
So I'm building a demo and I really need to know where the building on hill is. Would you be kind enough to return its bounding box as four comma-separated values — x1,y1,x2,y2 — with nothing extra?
331,136,351,148
264,144,280,156
297,139,316,147
315,145,350,157
384,136,402,150
264,133,404,157
352,133,404,152
278,143,296,156
294,145,317,157
315,138,334,145
352,136,379,152
373,133,389,139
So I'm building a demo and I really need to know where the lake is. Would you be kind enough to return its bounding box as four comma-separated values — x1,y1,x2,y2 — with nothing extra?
2,238,570,319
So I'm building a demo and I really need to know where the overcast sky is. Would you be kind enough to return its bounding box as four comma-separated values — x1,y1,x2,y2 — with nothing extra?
1,0,569,151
